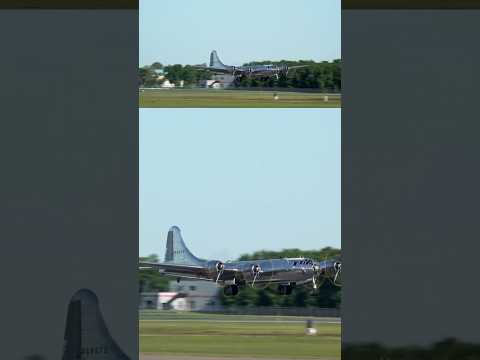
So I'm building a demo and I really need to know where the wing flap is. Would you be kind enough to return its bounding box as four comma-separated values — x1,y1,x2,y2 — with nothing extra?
139,261,238,282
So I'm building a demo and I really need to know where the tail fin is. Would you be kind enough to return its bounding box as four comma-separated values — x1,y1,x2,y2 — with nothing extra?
165,226,205,265
209,50,226,68
62,289,130,360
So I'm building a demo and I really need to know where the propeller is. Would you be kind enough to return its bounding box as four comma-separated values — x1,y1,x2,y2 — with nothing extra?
333,261,342,287
251,264,262,287
215,261,225,283
312,261,327,290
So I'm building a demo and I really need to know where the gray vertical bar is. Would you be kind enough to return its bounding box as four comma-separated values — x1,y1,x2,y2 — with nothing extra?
0,9,138,359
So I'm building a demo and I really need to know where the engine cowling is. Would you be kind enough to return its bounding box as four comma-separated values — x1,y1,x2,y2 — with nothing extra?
251,264,262,274
206,260,224,274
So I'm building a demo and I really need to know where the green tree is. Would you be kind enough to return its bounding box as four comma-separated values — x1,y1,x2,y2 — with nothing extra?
150,62,163,69
255,289,274,306
139,254,169,293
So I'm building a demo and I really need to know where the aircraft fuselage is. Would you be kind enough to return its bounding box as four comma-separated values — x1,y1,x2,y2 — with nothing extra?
139,226,341,296
194,50,302,80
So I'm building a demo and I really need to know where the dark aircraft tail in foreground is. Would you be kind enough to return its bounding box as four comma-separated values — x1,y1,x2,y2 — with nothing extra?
62,289,130,360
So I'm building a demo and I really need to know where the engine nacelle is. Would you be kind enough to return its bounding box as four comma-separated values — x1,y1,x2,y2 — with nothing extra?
251,264,262,274
206,260,224,274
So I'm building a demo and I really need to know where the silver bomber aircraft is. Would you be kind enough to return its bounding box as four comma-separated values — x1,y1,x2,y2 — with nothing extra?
139,226,341,296
193,50,309,81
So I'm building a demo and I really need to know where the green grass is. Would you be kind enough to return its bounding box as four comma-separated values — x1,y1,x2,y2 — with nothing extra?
140,310,340,322
139,312,341,359
139,89,341,108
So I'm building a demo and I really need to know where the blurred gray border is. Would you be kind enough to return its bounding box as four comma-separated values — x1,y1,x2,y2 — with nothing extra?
343,9,480,347
0,10,138,360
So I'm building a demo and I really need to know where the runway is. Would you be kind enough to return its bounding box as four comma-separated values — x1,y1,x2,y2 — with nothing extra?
141,356,337,360
140,313,341,359
139,88,341,108
141,317,341,324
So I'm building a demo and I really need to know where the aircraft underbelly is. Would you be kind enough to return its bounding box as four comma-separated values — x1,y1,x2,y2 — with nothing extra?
252,71,272,77
235,259,313,287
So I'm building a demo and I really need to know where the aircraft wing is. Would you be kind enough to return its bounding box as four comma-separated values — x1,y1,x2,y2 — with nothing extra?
192,66,233,74
288,65,310,70
139,261,239,282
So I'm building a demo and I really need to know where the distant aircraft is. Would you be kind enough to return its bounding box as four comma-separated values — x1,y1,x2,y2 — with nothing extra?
193,50,310,81
139,226,341,296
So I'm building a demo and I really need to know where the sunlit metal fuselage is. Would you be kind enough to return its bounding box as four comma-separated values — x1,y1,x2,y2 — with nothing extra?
207,64,287,79
161,257,340,288
139,226,341,295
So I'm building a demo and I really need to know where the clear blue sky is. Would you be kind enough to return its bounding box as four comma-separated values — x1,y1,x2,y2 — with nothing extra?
139,109,341,260
140,0,341,67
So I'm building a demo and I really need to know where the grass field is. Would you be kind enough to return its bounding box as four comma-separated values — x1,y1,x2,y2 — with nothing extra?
139,89,341,108
139,311,341,359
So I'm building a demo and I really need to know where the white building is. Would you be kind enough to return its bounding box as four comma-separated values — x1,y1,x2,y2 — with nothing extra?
169,280,219,311
139,291,187,310
199,74,235,89
139,280,219,311
160,79,175,88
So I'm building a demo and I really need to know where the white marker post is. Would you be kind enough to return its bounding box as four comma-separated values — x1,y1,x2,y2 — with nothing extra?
305,319,317,335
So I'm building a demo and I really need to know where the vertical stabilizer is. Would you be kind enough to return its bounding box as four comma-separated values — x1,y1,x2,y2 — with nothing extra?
62,289,130,360
209,50,226,68
164,226,205,265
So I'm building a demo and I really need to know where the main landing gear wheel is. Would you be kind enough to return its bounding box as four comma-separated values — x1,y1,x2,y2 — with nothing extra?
278,284,293,295
223,284,239,296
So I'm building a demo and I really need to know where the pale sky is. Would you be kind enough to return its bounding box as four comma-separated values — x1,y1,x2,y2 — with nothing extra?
139,109,341,261
140,0,341,66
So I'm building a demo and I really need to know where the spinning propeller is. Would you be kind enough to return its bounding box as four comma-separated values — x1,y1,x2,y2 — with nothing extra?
312,259,342,290
312,262,327,290
215,261,224,283
333,261,342,287
251,264,262,287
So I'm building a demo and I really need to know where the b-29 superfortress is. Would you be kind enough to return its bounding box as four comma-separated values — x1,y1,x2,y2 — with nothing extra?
140,226,341,296
193,50,310,81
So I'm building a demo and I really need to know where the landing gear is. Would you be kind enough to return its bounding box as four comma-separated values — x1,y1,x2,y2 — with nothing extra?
233,76,243,87
223,284,239,296
278,284,293,295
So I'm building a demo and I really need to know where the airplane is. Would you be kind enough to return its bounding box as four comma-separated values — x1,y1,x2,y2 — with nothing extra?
139,226,341,296
193,50,310,81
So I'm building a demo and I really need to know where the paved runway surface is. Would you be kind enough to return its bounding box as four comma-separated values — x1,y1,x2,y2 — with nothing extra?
141,356,337,360
141,318,341,324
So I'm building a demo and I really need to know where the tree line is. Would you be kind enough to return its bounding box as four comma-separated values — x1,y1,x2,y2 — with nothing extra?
139,59,341,92
139,246,341,309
